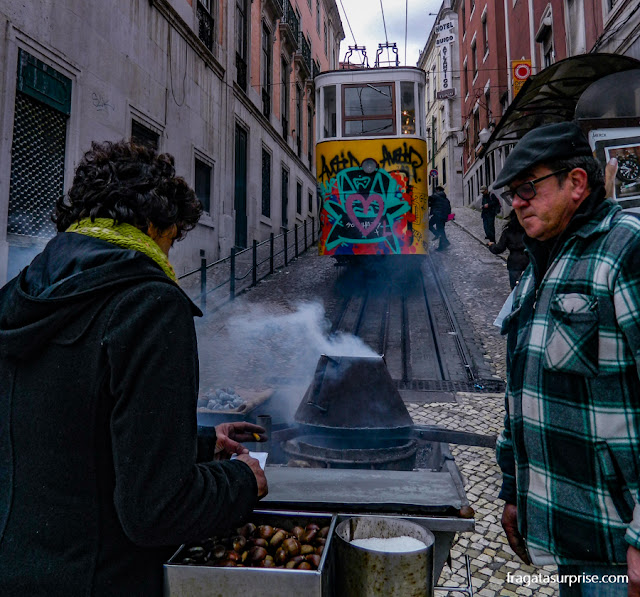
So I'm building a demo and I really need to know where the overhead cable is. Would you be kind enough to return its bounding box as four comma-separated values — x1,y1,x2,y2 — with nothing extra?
337,0,358,46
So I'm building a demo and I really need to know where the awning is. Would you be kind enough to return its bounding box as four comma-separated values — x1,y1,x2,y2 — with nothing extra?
485,53,640,153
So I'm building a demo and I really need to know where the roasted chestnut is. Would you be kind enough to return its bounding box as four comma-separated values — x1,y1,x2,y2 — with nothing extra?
300,544,315,556
269,530,287,548
305,554,321,568
257,525,275,540
282,537,301,557
232,535,247,552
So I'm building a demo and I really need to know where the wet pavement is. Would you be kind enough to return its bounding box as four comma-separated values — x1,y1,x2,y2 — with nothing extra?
187,206,560,596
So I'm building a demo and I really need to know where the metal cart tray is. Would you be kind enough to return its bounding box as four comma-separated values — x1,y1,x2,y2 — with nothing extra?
164,510,336,597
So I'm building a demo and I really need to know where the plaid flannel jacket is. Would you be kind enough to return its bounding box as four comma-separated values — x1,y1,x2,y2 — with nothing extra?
496,197,640,566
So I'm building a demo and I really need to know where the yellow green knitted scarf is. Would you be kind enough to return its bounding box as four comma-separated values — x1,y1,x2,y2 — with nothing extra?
66,218,177,282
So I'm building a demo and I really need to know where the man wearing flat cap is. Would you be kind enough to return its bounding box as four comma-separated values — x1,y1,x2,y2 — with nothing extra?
494,121,640,596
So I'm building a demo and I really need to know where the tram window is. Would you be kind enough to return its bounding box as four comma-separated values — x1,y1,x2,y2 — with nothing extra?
343,83,395,136
323,85,337,138
401,82,416,135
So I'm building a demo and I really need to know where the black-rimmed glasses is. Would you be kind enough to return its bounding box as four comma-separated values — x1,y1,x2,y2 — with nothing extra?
501,169,569,203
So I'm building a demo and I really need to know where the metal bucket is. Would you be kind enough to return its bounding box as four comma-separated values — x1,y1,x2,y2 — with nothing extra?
334,516,435,597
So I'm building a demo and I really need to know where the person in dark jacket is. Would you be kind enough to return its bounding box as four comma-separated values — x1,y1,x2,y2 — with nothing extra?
488,209,529,289
0,140,268,597
480,185,501,242
428,185,452,251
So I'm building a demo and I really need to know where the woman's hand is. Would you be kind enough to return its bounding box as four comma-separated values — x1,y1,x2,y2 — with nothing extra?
213,422,267,460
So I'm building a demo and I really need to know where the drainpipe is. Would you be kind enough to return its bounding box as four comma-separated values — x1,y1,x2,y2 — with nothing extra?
528,0,537,72
503,0,512,103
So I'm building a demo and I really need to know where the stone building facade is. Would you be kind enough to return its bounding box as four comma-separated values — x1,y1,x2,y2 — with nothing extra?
0,0,343,284
417,0,464,207
449,0,640,206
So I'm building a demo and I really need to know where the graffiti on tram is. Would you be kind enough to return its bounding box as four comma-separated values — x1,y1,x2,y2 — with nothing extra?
317,140,428,255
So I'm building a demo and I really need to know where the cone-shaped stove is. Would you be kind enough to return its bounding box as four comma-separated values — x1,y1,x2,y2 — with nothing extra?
294,355,413,436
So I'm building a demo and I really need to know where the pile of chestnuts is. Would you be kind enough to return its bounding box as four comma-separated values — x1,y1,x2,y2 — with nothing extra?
179,521,330,570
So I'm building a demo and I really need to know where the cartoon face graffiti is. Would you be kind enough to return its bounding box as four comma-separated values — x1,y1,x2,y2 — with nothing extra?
319,167,414,254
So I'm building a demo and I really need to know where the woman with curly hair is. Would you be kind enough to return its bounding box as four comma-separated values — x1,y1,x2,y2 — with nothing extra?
0,140,267,596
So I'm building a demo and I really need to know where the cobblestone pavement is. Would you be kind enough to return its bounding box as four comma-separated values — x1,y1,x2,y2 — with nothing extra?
189,207,560,596
423,208,559,596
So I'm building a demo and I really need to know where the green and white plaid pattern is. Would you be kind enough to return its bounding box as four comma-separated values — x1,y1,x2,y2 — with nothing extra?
496,199,640,566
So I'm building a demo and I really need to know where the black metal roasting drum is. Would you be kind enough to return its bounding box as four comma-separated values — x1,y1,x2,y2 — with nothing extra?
284,355,418,470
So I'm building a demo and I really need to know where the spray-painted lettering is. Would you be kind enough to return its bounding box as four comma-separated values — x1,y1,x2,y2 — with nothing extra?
379,143,424,181
319,151,360,180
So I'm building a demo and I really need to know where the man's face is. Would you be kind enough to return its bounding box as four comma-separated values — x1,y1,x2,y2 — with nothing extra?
510,166,578,241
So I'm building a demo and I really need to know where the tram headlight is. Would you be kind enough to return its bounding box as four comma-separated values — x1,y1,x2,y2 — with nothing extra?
361,158,378,174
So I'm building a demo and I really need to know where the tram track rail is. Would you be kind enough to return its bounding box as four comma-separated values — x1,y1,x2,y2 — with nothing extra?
325,256,502,399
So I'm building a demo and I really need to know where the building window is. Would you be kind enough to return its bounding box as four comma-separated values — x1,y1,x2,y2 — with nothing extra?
473,110,480,147
296,84,303,156
194,157,212,214
482,15,489,56
462,1,466,34
296,181,302,214
324,23,328,56
316,0,321,33
463,61,468,97
442,157,447,185
432,65,436,101
281,59,290,138
261,149,271,217
471,40,478,78
426,77,430,110
308,190,313,213
541,29,553,67
281,167,289,227
197,0,215,51
261,24,272,117
566,0,585,55
485,89,491,125
470,0,475,13
307,103,314,165
131,120,159,150
236,0,248,91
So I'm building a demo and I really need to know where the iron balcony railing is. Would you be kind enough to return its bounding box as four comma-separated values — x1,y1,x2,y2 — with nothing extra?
197,1,214,51
296,33,312,78
279,0,299,50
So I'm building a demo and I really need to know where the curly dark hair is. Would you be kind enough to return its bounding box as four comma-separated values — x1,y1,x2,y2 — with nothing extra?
54,140,203,240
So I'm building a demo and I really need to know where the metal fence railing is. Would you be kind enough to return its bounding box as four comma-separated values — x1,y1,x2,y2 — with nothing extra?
178,217,319,313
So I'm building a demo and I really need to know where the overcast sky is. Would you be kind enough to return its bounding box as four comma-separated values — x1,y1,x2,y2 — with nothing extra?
336,0,443,67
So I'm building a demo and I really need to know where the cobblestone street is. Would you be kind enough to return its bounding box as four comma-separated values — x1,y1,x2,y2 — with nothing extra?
191,206,559,596
418,207,559,596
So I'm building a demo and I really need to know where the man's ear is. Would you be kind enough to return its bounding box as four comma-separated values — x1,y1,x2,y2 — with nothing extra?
567,168,589,201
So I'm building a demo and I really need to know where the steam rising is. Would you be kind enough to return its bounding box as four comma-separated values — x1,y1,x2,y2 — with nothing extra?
197,301,377,419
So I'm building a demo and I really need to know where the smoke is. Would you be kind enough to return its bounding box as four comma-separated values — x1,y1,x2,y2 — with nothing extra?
196,301,378,420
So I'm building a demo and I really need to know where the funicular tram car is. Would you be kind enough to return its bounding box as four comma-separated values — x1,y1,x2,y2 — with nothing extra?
315,62,429,261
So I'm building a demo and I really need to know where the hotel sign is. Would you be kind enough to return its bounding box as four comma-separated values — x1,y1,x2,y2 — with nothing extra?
437,19,456,100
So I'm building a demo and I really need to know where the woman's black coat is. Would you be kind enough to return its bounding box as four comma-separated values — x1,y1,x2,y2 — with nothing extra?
488,222,529,272
0,233,258,596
